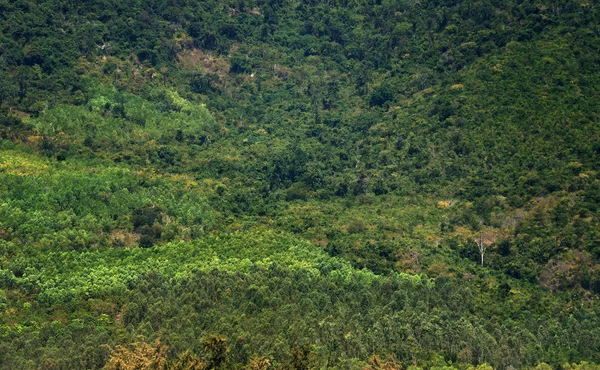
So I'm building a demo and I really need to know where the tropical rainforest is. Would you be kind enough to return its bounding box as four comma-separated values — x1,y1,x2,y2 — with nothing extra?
1,0,600,368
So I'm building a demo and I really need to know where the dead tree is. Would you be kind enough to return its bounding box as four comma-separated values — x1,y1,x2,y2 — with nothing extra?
477,232,486,267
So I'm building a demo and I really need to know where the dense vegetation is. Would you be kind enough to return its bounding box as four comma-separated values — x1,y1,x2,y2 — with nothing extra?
1,0,600,368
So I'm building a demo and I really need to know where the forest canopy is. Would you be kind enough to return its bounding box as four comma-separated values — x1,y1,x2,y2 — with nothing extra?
1,0,600,368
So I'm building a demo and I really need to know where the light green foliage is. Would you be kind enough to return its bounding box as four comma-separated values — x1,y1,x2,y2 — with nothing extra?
28,81,217,146
1,0,600,368
564,363,600,370
8,230,412,304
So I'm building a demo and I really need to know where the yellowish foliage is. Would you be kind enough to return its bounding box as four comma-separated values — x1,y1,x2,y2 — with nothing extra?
109,229,140,247
491,64,503,72
364,355,402,370
104,339,205,370
452,226,474,241
26,135,43,145
103,338,168,370
427,261,453,278
396,249,421,274
247,356,272,370
171,349,206,370
437,200,450,209
564,362,600,370
224,155,240,161
168,173,199,188
0,151,49,176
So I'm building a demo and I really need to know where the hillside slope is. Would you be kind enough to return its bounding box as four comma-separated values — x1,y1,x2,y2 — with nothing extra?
1,0,600,368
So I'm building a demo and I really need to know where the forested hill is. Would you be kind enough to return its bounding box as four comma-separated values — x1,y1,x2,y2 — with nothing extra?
1,0,600,369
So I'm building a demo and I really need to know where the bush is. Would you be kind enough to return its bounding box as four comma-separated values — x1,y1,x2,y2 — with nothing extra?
369,85,394,107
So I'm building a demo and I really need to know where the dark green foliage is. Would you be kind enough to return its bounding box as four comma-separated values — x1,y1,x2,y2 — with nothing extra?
189,71,220,95
369,85,394,107
1,0,600,368
132,205,161,230
230,55,252,74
